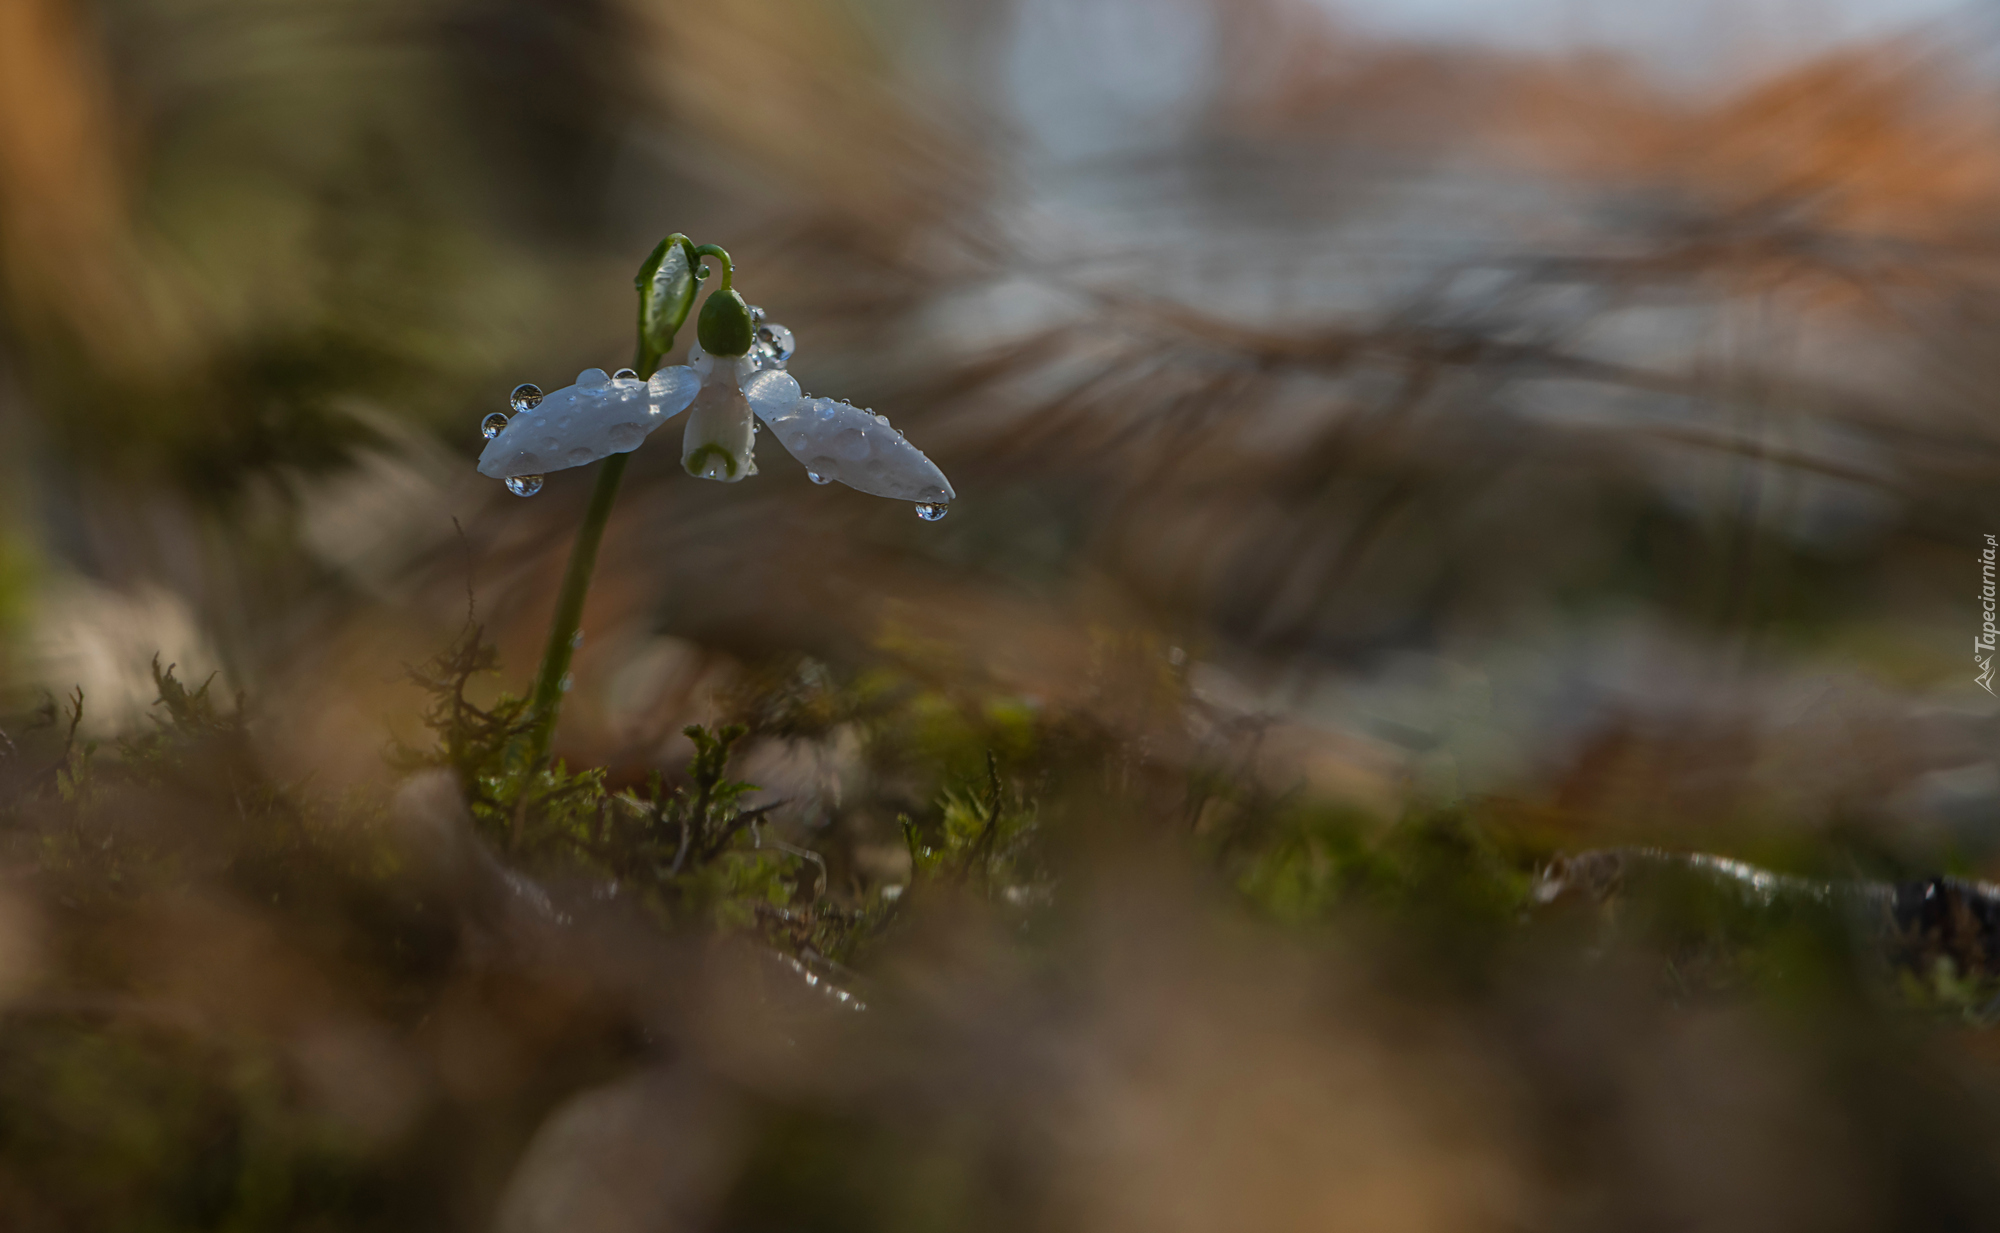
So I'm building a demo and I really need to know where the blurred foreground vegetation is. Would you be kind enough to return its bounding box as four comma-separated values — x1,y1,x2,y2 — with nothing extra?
0,648,1990,1230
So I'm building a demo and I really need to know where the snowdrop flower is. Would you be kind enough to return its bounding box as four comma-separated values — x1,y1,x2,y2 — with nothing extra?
477,292,954,517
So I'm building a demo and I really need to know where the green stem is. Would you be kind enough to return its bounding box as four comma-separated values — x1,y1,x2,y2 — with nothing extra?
521,449,630,775
515,237,732,785
693,244,734,290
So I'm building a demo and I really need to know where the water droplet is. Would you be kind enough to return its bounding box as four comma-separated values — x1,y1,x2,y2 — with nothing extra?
570,630,584,648
613,367,637,381
480,412,510,440
510,383,543,414
506,474,544,497
807,471,831,485
751,422,761,435
696,263,711,281
559,673,574,692
915,502,949,522
748,304,766,324
753,322,795,363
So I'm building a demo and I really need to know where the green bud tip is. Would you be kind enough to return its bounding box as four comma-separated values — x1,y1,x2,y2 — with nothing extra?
697,289,755,358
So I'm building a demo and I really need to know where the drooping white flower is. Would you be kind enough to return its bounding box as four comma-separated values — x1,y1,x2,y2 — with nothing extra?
476,316,954,515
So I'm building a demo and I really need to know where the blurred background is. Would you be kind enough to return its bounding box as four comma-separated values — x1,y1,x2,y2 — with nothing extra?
5,0,1999,836
5,0,2000,1228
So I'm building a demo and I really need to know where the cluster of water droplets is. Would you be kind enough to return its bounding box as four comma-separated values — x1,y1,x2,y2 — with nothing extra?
483,383,548,495
743,305,797,373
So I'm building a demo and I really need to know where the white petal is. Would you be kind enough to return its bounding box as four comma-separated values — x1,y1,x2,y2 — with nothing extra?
681,377,757,482
760,394,955,503
478,367,698,478
647,366,700,414
742,369,803,423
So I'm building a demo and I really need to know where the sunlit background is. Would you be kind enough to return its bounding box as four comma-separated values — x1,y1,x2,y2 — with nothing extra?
4,0,2000,1228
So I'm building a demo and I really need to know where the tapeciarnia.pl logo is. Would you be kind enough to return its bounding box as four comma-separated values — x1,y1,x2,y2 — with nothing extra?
1980,534,1997,695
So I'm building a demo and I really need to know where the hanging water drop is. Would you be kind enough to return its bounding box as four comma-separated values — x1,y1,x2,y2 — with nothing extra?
915,502,949,521
807,471,831,485
696,263,712,281
570,630,585,648
510,383,544,414
613,368,637,381
505,474,545,497
559,673,574,692
748,304,766,324
480,412,510,440
754,322,796,363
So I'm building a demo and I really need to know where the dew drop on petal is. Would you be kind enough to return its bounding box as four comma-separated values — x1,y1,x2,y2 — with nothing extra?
613,368,637,381
577,368,610,389
915,502,949,522
506,474,545,497
566,446,595,465
807,471,831,485
754,322,795,363
510,384,544,414
481,412,510,440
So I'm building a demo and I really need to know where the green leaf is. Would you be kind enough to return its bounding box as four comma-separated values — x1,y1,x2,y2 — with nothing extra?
635,235,698,378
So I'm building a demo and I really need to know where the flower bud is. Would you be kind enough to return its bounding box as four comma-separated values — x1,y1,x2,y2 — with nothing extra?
697,288,755,358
